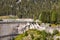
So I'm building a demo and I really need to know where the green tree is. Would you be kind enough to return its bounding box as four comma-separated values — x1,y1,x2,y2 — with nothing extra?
52,30,59,36
51,10,57,23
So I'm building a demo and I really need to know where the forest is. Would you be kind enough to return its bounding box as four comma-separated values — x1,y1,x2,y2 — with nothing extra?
0,0,60,23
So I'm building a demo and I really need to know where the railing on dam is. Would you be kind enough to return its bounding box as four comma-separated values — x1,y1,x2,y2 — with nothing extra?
0,19,34,23
0,21,35,24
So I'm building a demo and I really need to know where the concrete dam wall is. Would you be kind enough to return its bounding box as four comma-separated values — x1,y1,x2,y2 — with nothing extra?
0,23,19,40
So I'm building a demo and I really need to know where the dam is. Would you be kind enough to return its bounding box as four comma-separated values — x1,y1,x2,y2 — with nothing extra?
0,19,60,40
0,19,34,40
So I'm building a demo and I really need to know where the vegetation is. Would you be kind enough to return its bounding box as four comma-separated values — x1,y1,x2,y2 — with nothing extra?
14,29,60,40
0,0,60,23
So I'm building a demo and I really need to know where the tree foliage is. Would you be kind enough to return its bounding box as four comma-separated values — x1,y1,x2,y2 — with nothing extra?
0,0,60,23
14,29,59,40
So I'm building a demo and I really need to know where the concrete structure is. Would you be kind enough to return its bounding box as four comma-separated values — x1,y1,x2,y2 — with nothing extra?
0,19,60,40
0,19,34,40
0,24,18,40
2,19,34,22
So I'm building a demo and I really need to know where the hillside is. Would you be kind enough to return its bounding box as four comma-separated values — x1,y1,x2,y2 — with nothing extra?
0,0,60,23
0,0,59,17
